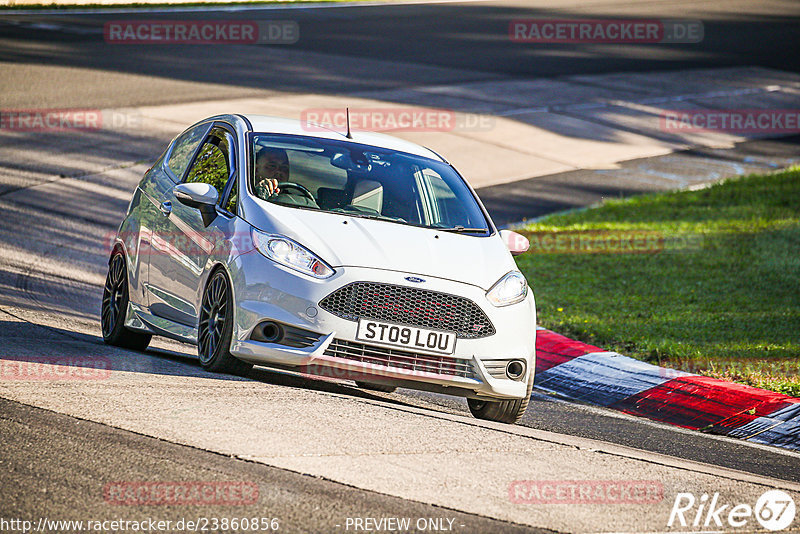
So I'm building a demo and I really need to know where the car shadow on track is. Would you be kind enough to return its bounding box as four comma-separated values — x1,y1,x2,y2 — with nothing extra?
0,318,427,410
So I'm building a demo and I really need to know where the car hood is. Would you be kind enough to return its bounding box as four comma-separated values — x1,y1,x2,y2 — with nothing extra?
250,203,517,290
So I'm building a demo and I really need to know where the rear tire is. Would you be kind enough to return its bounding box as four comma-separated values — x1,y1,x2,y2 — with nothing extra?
355,381,397,393
101,251,151,351
197,269,252,377
467,371,534,424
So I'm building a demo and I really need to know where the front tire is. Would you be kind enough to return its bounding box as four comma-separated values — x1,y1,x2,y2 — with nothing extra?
467,371,534,424
101,251,151,351
197,269,252,376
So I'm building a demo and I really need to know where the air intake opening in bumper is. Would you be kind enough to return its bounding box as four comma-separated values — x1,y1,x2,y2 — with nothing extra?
324,338,476,379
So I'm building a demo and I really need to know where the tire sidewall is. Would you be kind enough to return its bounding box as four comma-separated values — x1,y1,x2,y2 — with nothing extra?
199,269,235,369
102,252,129,343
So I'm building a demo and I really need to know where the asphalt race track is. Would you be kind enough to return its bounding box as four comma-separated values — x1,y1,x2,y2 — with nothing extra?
1,0,800,532
2,0,800,108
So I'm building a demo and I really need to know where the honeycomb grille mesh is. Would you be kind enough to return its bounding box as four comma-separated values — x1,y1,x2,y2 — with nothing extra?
318,282,495,339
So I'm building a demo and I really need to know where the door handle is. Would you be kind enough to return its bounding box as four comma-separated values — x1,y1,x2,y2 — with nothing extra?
159,201,172,216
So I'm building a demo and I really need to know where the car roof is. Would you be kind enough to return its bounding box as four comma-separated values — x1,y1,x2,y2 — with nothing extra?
235,114,445,162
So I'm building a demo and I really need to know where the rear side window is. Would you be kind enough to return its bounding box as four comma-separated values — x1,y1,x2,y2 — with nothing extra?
167,123,211,181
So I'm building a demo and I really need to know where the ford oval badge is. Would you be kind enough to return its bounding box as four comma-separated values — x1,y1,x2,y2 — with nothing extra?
405,276,425,283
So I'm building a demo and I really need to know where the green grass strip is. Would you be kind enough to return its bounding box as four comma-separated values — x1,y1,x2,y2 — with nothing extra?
515,167,800,397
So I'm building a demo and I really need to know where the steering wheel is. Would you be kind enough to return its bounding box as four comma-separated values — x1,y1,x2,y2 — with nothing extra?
274,182,315,202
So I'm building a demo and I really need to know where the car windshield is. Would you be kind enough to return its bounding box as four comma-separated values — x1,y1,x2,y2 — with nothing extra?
250,134,490,234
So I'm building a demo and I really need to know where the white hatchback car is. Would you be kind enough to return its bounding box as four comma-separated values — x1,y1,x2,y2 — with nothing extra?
102,114,536,423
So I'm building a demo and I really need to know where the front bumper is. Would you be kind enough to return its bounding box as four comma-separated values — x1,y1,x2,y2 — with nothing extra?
228,251,537,400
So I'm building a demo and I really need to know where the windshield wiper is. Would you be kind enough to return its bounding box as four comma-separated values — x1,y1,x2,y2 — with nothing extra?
435,225,489,234
334,211,406,223
354,214,398,222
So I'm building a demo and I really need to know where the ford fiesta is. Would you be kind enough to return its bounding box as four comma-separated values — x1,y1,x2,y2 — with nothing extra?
102,114,536,423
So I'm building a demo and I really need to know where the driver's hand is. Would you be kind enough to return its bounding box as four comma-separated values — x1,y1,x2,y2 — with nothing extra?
255,178,280,198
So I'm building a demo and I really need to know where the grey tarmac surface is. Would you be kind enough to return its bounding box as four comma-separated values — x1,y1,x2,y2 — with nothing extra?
0,397,546,534
1,0,799,108
0,0,800,107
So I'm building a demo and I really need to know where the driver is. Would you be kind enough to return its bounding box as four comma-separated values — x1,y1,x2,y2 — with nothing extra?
253,146,289,198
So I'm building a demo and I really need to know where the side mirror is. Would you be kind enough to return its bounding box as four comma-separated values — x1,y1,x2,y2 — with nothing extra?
500,229,530,256
173,182,218,226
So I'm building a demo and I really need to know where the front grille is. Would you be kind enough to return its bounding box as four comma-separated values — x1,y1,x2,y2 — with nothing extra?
318,282,495,339
324,339,476,379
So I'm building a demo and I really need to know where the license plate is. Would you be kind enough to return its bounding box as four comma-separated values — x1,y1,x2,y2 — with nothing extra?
356,319,456,355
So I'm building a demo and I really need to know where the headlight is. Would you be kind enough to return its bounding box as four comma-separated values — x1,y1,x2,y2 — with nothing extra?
251,229,335,279
486,271,528,307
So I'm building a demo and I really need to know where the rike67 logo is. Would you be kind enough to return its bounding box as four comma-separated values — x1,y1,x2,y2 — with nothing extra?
668,490,796,531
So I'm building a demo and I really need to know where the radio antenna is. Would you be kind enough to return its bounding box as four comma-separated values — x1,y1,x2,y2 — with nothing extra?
345,107,353,139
